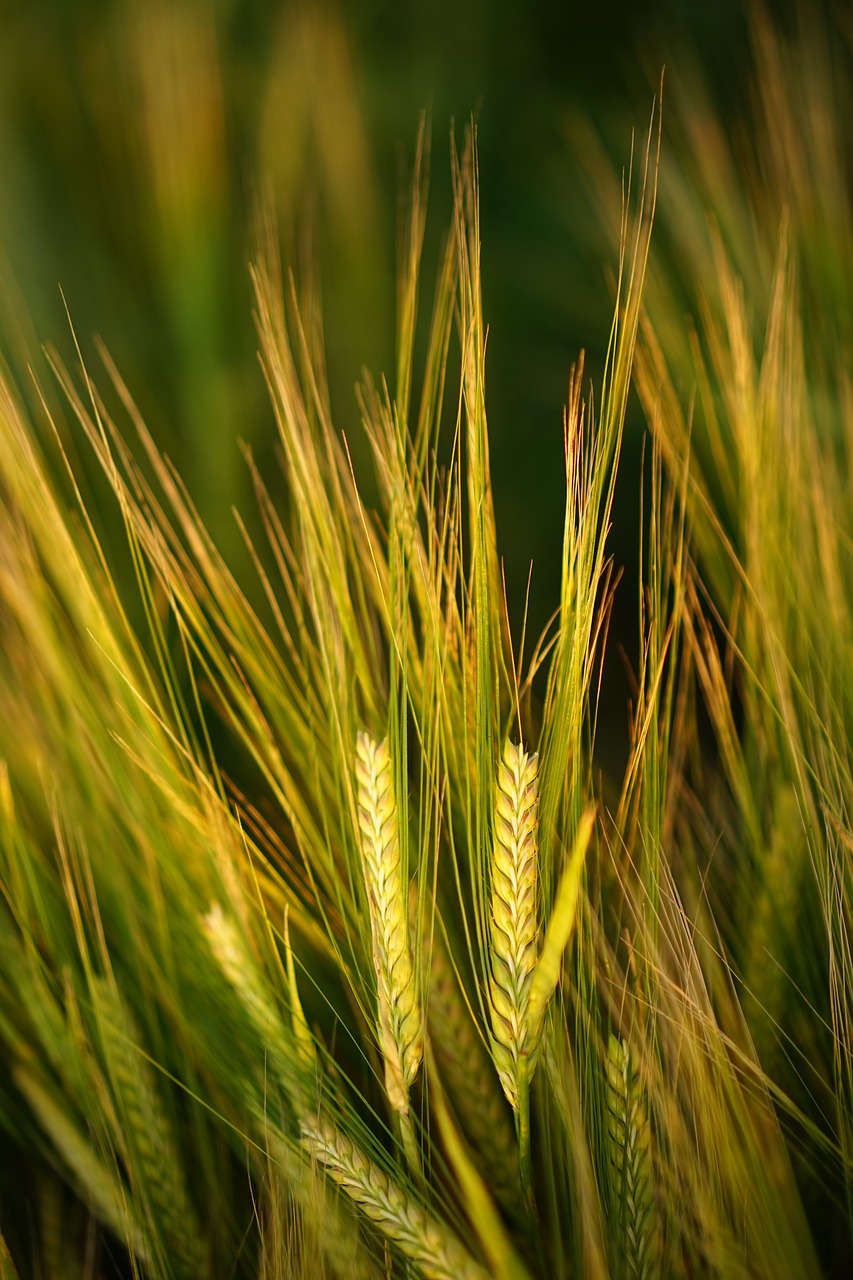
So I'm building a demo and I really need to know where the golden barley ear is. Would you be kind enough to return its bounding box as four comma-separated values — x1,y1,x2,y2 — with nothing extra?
302,1118,490,1280
607,1034,658,1280
488,739,540,1109
355,731,423,1115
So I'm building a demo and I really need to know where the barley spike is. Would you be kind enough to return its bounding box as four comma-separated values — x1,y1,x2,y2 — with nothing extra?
488,740,540,1108
607,1034,658,1280
355,732,422,1114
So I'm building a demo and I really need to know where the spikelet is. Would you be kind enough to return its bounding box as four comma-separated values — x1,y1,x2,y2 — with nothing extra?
94,981,205,1279
606,1035,658,1280
302,1118,490,1280
355,732,422,1114
488,740,540,1108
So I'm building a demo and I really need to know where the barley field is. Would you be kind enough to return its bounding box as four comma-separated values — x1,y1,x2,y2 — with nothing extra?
0,4,851,1278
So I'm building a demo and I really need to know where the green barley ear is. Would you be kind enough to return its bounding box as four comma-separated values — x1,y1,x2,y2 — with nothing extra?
301,1118,490,1280
424,912,521,1212
488,740,540,1109
93,980,205,1279
606,1034,658,1280
13,1064,151,1265
355,732,423,1115
203,904,304,1113
35,1172,66,1280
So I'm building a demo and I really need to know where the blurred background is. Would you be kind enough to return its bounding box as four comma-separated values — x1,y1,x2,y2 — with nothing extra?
0,0,812,761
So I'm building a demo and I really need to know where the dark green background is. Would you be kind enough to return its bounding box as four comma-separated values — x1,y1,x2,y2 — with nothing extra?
0,0,759,761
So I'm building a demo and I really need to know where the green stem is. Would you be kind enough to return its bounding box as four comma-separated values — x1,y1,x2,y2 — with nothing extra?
516,1059,534,1215
398,1108,424,1186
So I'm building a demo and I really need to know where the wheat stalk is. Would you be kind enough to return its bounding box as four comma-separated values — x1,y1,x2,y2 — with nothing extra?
302,1118,490,1280
607,1034,658,1280
355,732,422,1115
488,740,540,1109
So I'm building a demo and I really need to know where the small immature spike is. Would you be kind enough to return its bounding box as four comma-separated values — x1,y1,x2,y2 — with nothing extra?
355,732,422,1114
488,740,540,1109
607,1034,658,1280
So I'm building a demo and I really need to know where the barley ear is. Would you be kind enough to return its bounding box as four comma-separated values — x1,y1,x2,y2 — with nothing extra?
424,911,520,1210
301,1118,490,1280
203,903,304,1113
488,740,540,1109
355,732,423,1115
607,1034,658,1280
264,1136,384,1280
93,980,205,1280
